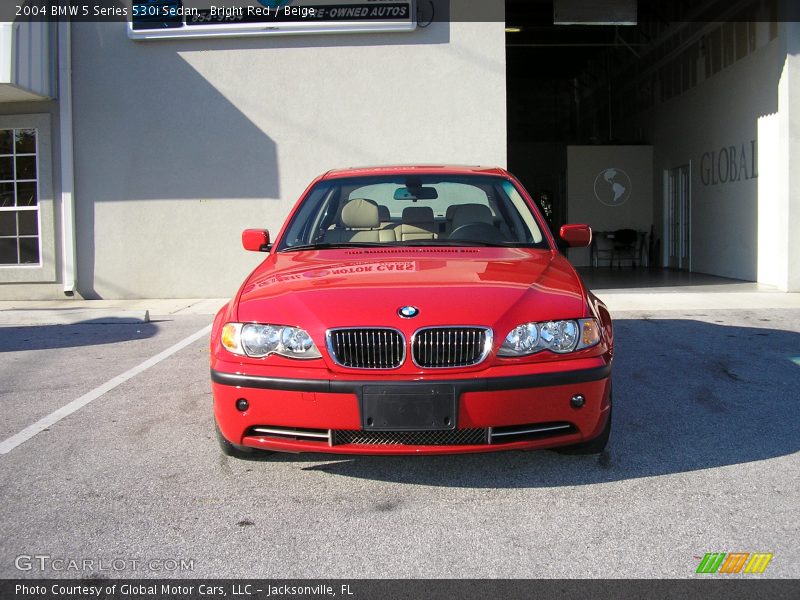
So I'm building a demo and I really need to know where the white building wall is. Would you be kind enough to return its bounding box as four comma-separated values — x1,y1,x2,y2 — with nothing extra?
69,20,507,298
632,32,784,282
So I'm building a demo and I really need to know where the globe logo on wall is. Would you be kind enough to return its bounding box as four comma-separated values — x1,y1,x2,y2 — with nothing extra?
593,168,632,207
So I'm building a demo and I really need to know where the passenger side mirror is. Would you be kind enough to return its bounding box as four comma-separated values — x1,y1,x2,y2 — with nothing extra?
242,229,270,252
559,224,592,248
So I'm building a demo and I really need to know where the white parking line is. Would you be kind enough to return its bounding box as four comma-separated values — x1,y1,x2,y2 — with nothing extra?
0,324,212,455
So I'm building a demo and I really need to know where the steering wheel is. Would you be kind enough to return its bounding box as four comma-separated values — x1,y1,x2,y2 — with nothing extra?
448,222,507,243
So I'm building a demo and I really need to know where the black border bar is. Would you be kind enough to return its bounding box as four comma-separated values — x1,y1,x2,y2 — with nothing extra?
6,0,800,24
2,579,799,600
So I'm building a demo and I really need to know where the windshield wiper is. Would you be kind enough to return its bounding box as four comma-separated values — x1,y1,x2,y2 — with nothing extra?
280,242,386,253
410,239,513,247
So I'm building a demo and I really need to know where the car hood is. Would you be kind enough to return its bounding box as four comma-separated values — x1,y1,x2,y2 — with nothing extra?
236,248,588,331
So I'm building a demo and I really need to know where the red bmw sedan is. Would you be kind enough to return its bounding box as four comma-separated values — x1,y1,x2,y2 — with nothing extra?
210,166,613,457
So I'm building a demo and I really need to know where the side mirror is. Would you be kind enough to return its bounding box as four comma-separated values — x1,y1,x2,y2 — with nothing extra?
559,224,592,248
242,229,270,252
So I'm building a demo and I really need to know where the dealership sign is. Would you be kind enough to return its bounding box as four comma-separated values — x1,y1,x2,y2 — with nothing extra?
699,140,758,186
128,0,416,39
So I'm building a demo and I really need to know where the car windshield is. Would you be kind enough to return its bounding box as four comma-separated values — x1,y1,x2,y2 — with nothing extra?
277,174,550,251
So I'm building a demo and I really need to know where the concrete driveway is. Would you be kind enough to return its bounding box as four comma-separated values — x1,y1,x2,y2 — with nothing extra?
0,290,798,578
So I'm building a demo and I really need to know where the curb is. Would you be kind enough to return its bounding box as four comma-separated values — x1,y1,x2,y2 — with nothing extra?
0,309,151,326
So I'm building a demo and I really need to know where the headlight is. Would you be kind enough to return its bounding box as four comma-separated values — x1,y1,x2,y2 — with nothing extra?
498,318,600,356
220,322,321,359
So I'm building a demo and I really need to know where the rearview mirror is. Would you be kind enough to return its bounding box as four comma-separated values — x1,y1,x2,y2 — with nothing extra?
242,229,270,252
393,186,438,200
559,224,592,247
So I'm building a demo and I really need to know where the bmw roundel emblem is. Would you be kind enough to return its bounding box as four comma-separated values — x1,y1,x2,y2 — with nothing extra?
398,306,419,319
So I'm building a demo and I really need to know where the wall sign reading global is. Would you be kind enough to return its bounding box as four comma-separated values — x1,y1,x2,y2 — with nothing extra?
700,140,758,186
593,168,632,207
128,0,417,40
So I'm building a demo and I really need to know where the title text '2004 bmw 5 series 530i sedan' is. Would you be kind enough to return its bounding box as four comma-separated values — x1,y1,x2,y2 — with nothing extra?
210,165,613,457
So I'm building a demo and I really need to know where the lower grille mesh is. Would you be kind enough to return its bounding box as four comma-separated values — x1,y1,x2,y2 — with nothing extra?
246,423,576,448
333,429,486,446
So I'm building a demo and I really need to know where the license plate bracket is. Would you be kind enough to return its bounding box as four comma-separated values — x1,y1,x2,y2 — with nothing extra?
361,384,457,431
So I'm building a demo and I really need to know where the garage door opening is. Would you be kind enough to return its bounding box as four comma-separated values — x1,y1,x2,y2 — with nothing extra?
504,0,786,289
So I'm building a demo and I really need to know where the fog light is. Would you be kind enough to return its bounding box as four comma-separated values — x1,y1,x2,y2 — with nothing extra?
235,398,249,412
570,394,585,408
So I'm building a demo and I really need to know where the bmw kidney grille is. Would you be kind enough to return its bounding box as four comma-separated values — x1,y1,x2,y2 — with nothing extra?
326,326,492,369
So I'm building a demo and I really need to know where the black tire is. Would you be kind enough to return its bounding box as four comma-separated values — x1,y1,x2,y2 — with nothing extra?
555,403,612,455
215,421,272,459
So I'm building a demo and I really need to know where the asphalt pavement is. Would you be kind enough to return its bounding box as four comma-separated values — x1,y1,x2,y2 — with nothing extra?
0,295,798,578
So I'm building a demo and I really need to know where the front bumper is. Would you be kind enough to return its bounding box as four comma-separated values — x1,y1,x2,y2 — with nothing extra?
211,358,612,455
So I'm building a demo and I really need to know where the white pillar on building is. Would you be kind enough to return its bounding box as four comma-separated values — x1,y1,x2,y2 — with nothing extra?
785,21,800,291
758,20,799,292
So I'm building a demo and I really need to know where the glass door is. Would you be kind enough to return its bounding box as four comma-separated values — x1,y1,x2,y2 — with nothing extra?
666,164,691,270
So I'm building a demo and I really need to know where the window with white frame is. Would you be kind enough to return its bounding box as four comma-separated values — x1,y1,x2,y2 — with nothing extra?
0,128,40,265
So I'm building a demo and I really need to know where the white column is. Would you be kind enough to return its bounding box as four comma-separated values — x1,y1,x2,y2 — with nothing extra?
58,21,77,294
760,20,800,292
785,22,800,291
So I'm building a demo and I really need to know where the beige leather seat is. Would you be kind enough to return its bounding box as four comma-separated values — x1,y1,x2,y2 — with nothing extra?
324,198,397,243
394,206,437,241
450,203,494,231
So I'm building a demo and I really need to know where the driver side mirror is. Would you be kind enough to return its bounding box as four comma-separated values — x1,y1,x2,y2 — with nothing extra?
242,229,270,252
559,224,592,247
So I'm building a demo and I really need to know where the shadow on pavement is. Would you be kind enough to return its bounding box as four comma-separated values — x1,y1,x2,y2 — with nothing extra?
258,318,800,488
0,318,159,352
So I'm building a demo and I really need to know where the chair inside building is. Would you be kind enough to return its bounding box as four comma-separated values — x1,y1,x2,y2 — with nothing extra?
610,228,639,268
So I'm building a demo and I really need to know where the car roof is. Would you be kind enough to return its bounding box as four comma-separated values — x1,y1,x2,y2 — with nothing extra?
320,165,511,180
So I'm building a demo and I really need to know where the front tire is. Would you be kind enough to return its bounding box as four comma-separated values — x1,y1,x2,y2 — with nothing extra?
215,421,272,459
556,402,612,455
